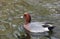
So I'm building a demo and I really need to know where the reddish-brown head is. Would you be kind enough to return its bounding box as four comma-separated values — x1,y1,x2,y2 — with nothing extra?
24,12,31,24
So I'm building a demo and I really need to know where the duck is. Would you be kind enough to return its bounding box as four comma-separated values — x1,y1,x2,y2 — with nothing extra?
22,12,55,33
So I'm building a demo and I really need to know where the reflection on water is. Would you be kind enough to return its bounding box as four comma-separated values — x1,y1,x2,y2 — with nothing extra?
25,30,58,39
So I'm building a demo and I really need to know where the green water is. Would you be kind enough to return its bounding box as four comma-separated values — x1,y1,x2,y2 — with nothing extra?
0,0,60,39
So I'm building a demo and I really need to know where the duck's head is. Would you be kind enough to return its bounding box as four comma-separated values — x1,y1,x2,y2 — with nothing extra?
23,12,31,24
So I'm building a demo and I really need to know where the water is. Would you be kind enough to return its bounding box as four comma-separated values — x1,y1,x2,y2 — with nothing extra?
0,0,60,39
